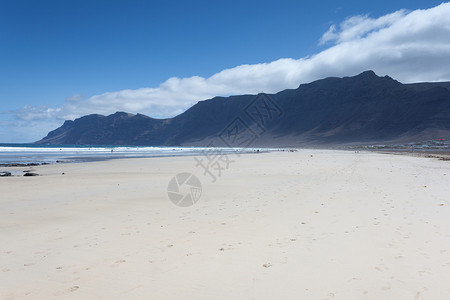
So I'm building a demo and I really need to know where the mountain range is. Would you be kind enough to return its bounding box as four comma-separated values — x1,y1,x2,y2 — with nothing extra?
36,71,450,146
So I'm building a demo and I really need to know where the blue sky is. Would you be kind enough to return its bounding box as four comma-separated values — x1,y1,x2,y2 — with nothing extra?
1,0,449,142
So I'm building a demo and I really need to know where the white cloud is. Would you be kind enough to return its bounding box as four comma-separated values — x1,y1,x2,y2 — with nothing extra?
0,118,62,143
319,10,409,45
11,105,61,121
6,2,450,142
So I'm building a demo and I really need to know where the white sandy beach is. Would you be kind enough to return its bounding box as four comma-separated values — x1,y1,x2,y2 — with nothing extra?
1,150,450,299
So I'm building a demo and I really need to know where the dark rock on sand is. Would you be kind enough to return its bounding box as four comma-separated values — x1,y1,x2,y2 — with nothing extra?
23,172,39,177
0,172,12,177
0,163,48,167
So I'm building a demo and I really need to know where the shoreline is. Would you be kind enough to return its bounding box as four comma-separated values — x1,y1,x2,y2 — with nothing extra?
2,146,449,169
0,147,276,169
1,139,449,168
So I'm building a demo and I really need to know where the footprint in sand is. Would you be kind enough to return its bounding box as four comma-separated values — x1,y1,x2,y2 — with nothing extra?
115,259,126,264
262,263,272,268
375,264,390,272
69,286,79,292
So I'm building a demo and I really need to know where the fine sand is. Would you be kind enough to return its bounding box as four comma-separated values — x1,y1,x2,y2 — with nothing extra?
1,150,450,299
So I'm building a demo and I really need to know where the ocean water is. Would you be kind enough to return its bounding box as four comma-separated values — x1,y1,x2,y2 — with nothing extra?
0,143,263,165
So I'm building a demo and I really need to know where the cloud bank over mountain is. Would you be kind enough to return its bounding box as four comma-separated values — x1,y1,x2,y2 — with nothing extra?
5,2,450,142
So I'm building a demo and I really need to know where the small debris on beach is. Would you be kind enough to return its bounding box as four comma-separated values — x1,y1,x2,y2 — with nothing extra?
23,172,39,177
0,172,12,177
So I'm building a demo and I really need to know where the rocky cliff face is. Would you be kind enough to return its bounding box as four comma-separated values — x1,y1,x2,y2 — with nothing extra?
36,71,450,146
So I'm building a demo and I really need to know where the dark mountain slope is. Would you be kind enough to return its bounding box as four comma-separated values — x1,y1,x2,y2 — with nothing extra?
405,82,450,92
36,71,450,146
